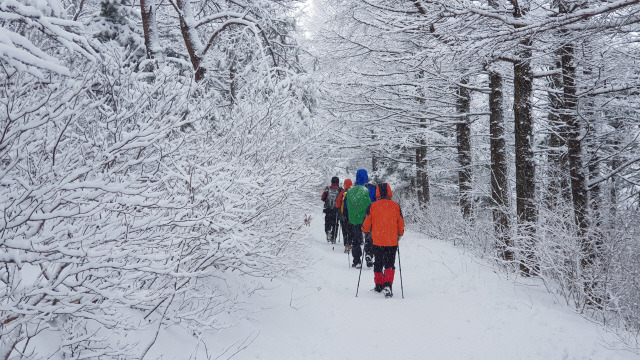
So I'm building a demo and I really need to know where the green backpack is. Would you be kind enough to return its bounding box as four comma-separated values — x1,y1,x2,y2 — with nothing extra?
346,185,372,225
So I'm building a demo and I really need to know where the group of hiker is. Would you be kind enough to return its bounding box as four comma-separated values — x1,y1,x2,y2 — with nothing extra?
320,169,405,298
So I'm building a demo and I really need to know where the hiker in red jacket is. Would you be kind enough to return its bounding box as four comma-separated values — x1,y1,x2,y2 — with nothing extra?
335,179,352,253
362,183,405,298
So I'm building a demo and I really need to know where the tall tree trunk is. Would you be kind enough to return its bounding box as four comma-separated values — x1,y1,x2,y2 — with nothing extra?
175,0,206,81
140,0,159,60
372,154,379,176
609,133,621,219
547,54,571,208
559,11,600,304
561,40,589,242
416,70,430,208
456,81,472,220
416,136,430,208
514,37,537,275
489,70,512,260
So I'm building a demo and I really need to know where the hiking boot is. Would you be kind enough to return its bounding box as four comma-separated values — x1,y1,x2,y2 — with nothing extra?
352,262,362,269
382,286,393,298
344,247,350,253
365,255,373,268
374,284,383,293
326,232,331,242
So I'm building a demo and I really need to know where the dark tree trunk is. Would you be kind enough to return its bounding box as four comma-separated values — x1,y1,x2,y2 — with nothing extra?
588,151,601,226
561,42,589,240
456,81,472,220
176,0,206,81
513,37,537,275
489,71,512,260
140,0,157,60
416,138,430,208
372,156,379,174
547,54,571,208
609,137,621,218
415,70,430,208
230,61,237,106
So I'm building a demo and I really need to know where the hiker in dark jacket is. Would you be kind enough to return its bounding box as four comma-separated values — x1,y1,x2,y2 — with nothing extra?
321,176,342,244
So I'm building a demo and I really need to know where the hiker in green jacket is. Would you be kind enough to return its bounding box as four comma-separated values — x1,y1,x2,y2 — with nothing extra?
345,169,372,268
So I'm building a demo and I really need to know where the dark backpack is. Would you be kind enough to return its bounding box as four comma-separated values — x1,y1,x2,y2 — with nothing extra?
324,187,341,210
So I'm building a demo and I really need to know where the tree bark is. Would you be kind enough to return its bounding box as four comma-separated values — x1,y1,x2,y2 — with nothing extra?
416,70,430,208
561,39,589,240
513,36,537,275
175,0,206,81
456,81,472,220
489,70,512,260
547,54,571,208
416,136,430,208
140,0,159,60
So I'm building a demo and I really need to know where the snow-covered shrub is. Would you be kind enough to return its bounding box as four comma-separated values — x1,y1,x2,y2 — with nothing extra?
1,4,318,357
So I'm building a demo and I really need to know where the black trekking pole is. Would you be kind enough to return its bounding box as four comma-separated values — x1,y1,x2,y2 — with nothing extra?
397,244,404,299
355,233,364,297
343,224,350,268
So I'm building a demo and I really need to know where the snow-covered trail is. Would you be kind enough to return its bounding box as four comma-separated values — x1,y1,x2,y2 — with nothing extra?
165,212,639,359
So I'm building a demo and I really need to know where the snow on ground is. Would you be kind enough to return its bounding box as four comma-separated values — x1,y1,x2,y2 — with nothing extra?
151,212,640,359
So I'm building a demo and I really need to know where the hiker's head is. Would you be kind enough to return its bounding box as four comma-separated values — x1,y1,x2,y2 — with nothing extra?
355,169,368,186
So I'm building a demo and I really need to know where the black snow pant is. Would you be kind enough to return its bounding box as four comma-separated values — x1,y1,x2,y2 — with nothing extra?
324,208,339,243
349,222,364,265
364,232,374,260
339,214,350,245
373,245,397,273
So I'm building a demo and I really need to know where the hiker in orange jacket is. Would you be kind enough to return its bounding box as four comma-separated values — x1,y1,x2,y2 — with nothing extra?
362,183,405,298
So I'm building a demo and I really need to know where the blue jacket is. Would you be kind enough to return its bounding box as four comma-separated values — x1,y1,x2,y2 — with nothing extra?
355,169,376,203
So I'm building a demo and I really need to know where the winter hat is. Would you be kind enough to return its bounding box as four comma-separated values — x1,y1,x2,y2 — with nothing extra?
343,179,353,191
355,169,368,186
331,176,339,185
376,183,392,199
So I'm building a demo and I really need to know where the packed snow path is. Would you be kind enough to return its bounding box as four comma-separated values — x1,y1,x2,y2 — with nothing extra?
153,213,639,359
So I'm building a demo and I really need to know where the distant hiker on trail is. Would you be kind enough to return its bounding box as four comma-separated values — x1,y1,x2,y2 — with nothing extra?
345,169,372,268
335,179,352,253
321,176,342,244
362,183,405,298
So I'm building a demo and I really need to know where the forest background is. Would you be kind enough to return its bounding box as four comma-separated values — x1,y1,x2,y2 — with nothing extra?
1,0,640,358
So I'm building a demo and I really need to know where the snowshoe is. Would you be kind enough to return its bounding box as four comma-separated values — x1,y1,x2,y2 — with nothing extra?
373,284,383,293
382,286,393,298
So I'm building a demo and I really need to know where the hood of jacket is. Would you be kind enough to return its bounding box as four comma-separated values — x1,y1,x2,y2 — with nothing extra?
355,169,368,186
376,183,393,199
344,179,353,191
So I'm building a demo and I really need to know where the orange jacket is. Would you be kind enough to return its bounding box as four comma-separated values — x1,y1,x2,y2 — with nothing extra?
361,183,405,247
335,179,352,212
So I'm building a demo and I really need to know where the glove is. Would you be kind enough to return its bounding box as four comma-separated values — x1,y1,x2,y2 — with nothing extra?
398,235,403,242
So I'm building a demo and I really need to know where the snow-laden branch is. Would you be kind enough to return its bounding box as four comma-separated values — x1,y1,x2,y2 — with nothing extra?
588,156,640,188
0,0,97,77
